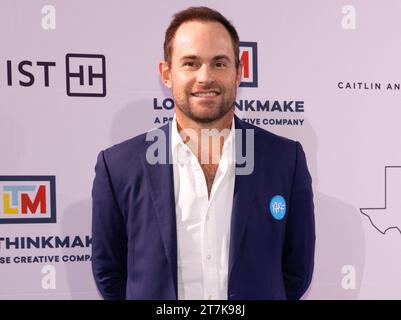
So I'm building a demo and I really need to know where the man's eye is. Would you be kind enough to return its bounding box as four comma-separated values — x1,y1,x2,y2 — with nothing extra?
215,62,226,68
184,62,195,67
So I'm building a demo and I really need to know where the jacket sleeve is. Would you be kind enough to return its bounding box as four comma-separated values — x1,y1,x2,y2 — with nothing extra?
91,150,127,299
283,142,315,300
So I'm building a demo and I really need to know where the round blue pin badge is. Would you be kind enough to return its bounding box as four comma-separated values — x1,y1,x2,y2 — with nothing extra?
269,195,286,220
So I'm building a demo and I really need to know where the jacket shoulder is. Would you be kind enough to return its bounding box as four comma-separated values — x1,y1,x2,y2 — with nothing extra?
103,121,169,163
100,125,167,180
104,131,150,161
239,118,298,151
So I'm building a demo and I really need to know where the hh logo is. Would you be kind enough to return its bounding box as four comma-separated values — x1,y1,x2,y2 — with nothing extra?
0,176,56,224
66,53,106,97
239,42,258,88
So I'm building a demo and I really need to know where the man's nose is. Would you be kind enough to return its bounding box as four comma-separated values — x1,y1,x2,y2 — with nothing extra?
196,64,214,85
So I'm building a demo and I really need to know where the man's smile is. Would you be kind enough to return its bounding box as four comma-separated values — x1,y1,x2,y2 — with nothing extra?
191,90,221,98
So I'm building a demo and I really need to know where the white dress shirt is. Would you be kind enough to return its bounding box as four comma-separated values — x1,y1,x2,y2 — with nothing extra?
171,115,236,300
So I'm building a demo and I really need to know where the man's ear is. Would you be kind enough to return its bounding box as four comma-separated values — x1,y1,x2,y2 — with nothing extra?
159,60,172,88
236,61,243,87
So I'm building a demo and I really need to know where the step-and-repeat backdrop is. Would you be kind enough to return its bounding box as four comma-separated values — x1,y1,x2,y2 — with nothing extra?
1,0,401,299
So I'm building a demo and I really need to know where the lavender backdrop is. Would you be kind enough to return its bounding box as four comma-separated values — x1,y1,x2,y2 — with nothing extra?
1,0,400,299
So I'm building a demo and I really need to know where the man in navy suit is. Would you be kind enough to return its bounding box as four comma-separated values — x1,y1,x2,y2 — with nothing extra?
91,6,315,300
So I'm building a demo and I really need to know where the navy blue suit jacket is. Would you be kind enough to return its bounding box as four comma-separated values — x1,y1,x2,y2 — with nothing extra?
91,116,315,300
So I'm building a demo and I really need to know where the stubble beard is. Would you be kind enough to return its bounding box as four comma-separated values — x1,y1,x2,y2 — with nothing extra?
173,87,237,125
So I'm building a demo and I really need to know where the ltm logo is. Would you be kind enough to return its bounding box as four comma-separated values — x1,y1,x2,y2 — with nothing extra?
0,176,56,224
239,42,258,88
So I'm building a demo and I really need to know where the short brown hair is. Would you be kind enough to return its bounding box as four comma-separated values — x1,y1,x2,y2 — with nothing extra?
163,6,240,68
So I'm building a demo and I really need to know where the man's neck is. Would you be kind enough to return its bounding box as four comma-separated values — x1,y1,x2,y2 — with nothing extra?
175,111,234,198
176,111,233,158
175,109,234,134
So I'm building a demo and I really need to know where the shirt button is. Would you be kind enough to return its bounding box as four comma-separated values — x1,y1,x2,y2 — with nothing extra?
208,294,213,300
206,254,211,260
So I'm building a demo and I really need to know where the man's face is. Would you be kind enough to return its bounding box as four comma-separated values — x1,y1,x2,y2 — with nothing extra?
160,21,242,124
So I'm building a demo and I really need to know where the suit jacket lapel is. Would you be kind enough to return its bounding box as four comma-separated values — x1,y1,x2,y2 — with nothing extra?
228,116,260,281
141,122,177,298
